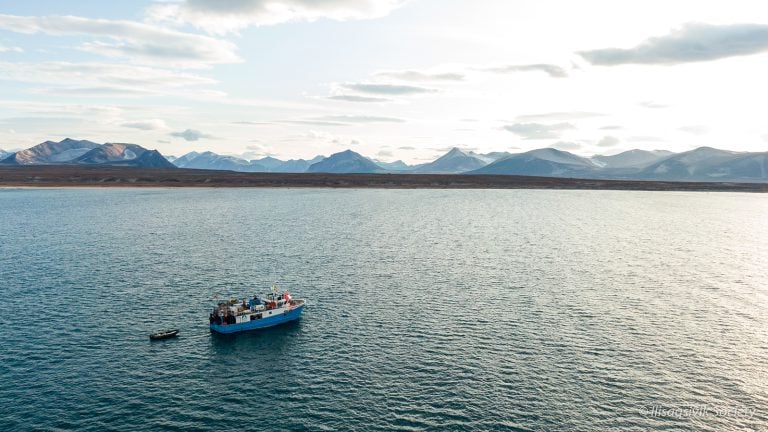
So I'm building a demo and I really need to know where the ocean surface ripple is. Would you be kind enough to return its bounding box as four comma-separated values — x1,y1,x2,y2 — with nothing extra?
1,189,767,431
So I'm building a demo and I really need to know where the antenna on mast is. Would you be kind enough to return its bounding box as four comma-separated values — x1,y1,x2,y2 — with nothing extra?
271,254,277,289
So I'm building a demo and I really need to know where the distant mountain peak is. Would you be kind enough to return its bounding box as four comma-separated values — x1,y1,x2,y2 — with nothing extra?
307,149,384,173
374,159,411,171
444,147,466,157
637,147,767,181
591,149,673,169
471,147,596,177
73,142,175,168
59,137,96,145
688,146,739,155
414,147,487,173
0,138,101,165
257,156,281,163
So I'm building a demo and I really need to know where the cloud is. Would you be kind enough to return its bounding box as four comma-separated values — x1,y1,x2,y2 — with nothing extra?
397,146,415,150
579,23,768,66
597,136,620,147
281,115,404,126
638,101,669,109
377,149,394,158
340,83,437,95
374,70,465,81
431,146,465,153
0,61,216,87
0,44,23,53
316,115,404,123
679,125,709,135
0,100,132,120
146,0,406,35
31,86,151,97
502,122,575,140
627,136,665,142
552,141,582,151
0,61,221,100
0,14,240,67
0,116,84,132
600,125,623,130
231,120,274,125
278,130,337,143
282,120,349,126
241,143,277,159
483,63,568,78
170,129,213,141
121,119,169,130
327,95,390,103
515,111,603,122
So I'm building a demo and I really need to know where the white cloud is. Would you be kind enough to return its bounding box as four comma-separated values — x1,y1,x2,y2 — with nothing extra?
552,141,582,151
482,63,568,78
597,135,620,147
0,61,219,97
0,100,123,118
0,14,240,67
679,125,709,135
340,83,437,95
0,44,23,53
279,114,405,127
638,101,669,109
502,122,575,140
580,22,768,66
317,115,404,123
146,0,406,35
283,119,349,126
170,129,213,141
375,69,464,81
327,94,391,103
121,119,170,130
241,143,277,159
627,136,665,142
515,112,604,122
31,86,151,97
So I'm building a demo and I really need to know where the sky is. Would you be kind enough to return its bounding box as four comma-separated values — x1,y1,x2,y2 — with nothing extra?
1,0,768,162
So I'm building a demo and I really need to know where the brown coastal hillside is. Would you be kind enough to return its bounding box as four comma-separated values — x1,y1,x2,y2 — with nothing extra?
1,165,767,192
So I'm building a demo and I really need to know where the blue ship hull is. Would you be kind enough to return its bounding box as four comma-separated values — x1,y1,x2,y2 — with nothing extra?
210,304,305,334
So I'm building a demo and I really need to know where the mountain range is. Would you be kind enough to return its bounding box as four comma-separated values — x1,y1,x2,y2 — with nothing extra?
170,146,768,182
172,151,322,173
412,148,489,174
307,149,385,174
3,138,767,182
1,139,175,169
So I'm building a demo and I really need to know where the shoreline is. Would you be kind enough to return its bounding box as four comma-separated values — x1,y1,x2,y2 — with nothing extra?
1,165,767,192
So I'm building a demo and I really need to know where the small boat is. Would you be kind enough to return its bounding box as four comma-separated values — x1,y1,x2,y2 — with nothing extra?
209,288,305,335
149,329,179,340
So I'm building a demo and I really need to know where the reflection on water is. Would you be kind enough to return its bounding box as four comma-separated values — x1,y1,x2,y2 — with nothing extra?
207,319,303,356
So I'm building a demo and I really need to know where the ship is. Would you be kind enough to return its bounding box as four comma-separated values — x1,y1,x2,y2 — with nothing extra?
209,289,305,335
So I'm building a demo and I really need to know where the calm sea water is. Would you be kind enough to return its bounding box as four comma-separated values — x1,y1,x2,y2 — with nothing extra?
1,188,767,431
